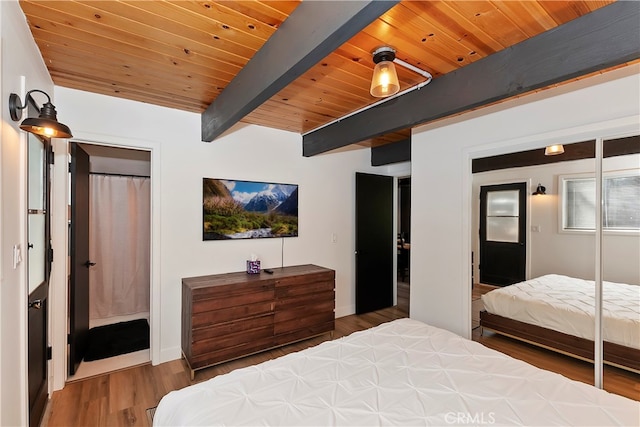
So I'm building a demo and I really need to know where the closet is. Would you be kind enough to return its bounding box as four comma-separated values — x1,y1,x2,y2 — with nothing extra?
471,135,640,396
69,143,151,380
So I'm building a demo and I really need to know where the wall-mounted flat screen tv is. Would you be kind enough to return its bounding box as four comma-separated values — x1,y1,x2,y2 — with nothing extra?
203,178,298,240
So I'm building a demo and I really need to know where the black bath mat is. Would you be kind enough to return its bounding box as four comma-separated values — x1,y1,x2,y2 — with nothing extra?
84,319,149,361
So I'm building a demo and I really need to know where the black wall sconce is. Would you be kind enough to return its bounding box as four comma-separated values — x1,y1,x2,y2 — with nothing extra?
9,89,72,138
532,183,546,195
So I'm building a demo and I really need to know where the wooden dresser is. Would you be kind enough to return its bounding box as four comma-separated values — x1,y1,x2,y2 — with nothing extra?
182,264,335,378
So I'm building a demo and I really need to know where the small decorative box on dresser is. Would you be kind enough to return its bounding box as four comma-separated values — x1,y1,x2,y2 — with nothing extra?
182,264,335,378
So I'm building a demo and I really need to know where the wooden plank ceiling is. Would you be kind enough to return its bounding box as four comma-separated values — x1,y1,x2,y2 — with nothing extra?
20,0,615,148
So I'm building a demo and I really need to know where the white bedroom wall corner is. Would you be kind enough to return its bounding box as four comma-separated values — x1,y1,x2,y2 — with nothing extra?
409,134,467,335
2,0,55,423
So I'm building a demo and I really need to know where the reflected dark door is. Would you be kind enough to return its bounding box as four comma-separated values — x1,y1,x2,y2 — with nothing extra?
27,126,52,427
479,183,527,286
69,142,91,375
355,172,394,314
28,283,48,427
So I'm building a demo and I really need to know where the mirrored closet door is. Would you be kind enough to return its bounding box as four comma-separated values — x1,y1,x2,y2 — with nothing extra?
473,135,639,399
27,111,52,427
472,140,596,387
600,135,640,396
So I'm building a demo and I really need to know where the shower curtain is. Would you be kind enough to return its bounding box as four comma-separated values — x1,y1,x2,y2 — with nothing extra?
89,174,150,321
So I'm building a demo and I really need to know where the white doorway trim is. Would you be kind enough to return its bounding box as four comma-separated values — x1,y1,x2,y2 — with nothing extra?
50,132,161,391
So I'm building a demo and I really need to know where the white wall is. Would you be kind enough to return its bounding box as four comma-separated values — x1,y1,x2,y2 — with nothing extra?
1,0,55,424
472,154,640,285
410,65,640,338
51,86,380,385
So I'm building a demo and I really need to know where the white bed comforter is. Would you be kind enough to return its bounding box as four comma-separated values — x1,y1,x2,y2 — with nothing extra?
153,318,639,426
481,274,640,349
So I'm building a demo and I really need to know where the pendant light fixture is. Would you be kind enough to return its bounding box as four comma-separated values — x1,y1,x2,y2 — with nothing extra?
544,144,564,156
9,89,73,138
370,47,400,98
369,46,432,100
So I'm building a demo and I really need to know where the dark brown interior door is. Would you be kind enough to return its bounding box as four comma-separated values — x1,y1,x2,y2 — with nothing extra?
28,283,48,427
355,172,394,314
479,182,527,286
27,122,52,427
69,142,91,375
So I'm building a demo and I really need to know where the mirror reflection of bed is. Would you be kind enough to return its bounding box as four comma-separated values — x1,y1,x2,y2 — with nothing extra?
471,136,640,400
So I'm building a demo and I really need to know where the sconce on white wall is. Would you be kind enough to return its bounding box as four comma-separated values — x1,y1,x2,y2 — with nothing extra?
9,89,73,138
532,183,546,195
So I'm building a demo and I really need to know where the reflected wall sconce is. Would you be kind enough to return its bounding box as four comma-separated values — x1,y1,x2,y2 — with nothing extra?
544,144,564,156
370,46,432,98
532,183,546,195
9,89,73,138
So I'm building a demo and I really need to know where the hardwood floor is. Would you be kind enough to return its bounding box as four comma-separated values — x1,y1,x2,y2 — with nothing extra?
45,290,638,426
474,330,640,401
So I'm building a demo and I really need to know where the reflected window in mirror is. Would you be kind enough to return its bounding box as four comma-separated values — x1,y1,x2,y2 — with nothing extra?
27,98,52,295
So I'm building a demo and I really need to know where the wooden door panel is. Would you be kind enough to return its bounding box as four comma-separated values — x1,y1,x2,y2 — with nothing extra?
479,183,527,286
27,121,52,427
355,173,394,314
28,283,48,427
69,142,91,375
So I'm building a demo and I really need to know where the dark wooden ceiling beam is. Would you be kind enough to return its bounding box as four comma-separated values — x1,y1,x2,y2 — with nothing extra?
201,0,399,142
371,138,411,166
472,135,639,173
303,1,640,156
472,140,595,173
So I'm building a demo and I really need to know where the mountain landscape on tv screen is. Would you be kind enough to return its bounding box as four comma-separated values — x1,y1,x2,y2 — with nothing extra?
203,178,298,240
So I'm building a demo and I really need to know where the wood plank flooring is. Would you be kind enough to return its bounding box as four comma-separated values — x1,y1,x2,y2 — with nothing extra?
44,287,638,426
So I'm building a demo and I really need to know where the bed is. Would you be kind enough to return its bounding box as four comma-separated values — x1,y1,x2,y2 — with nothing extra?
480,274,640,372
153,318,639,426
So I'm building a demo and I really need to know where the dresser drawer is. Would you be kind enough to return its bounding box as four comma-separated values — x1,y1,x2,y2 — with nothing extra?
192,313,274,342
192,301,274,328
275,276,334,298
275,290,334,312
192,287,274,313
190,334,275,369
274,311,335,335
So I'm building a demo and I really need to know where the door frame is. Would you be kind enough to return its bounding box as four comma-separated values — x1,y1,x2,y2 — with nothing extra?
50,135,160,390
390,166,411,312
478,181,528,286
68,142,91,376
472,178,532,287
26,96,53,427
355,172,394,314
